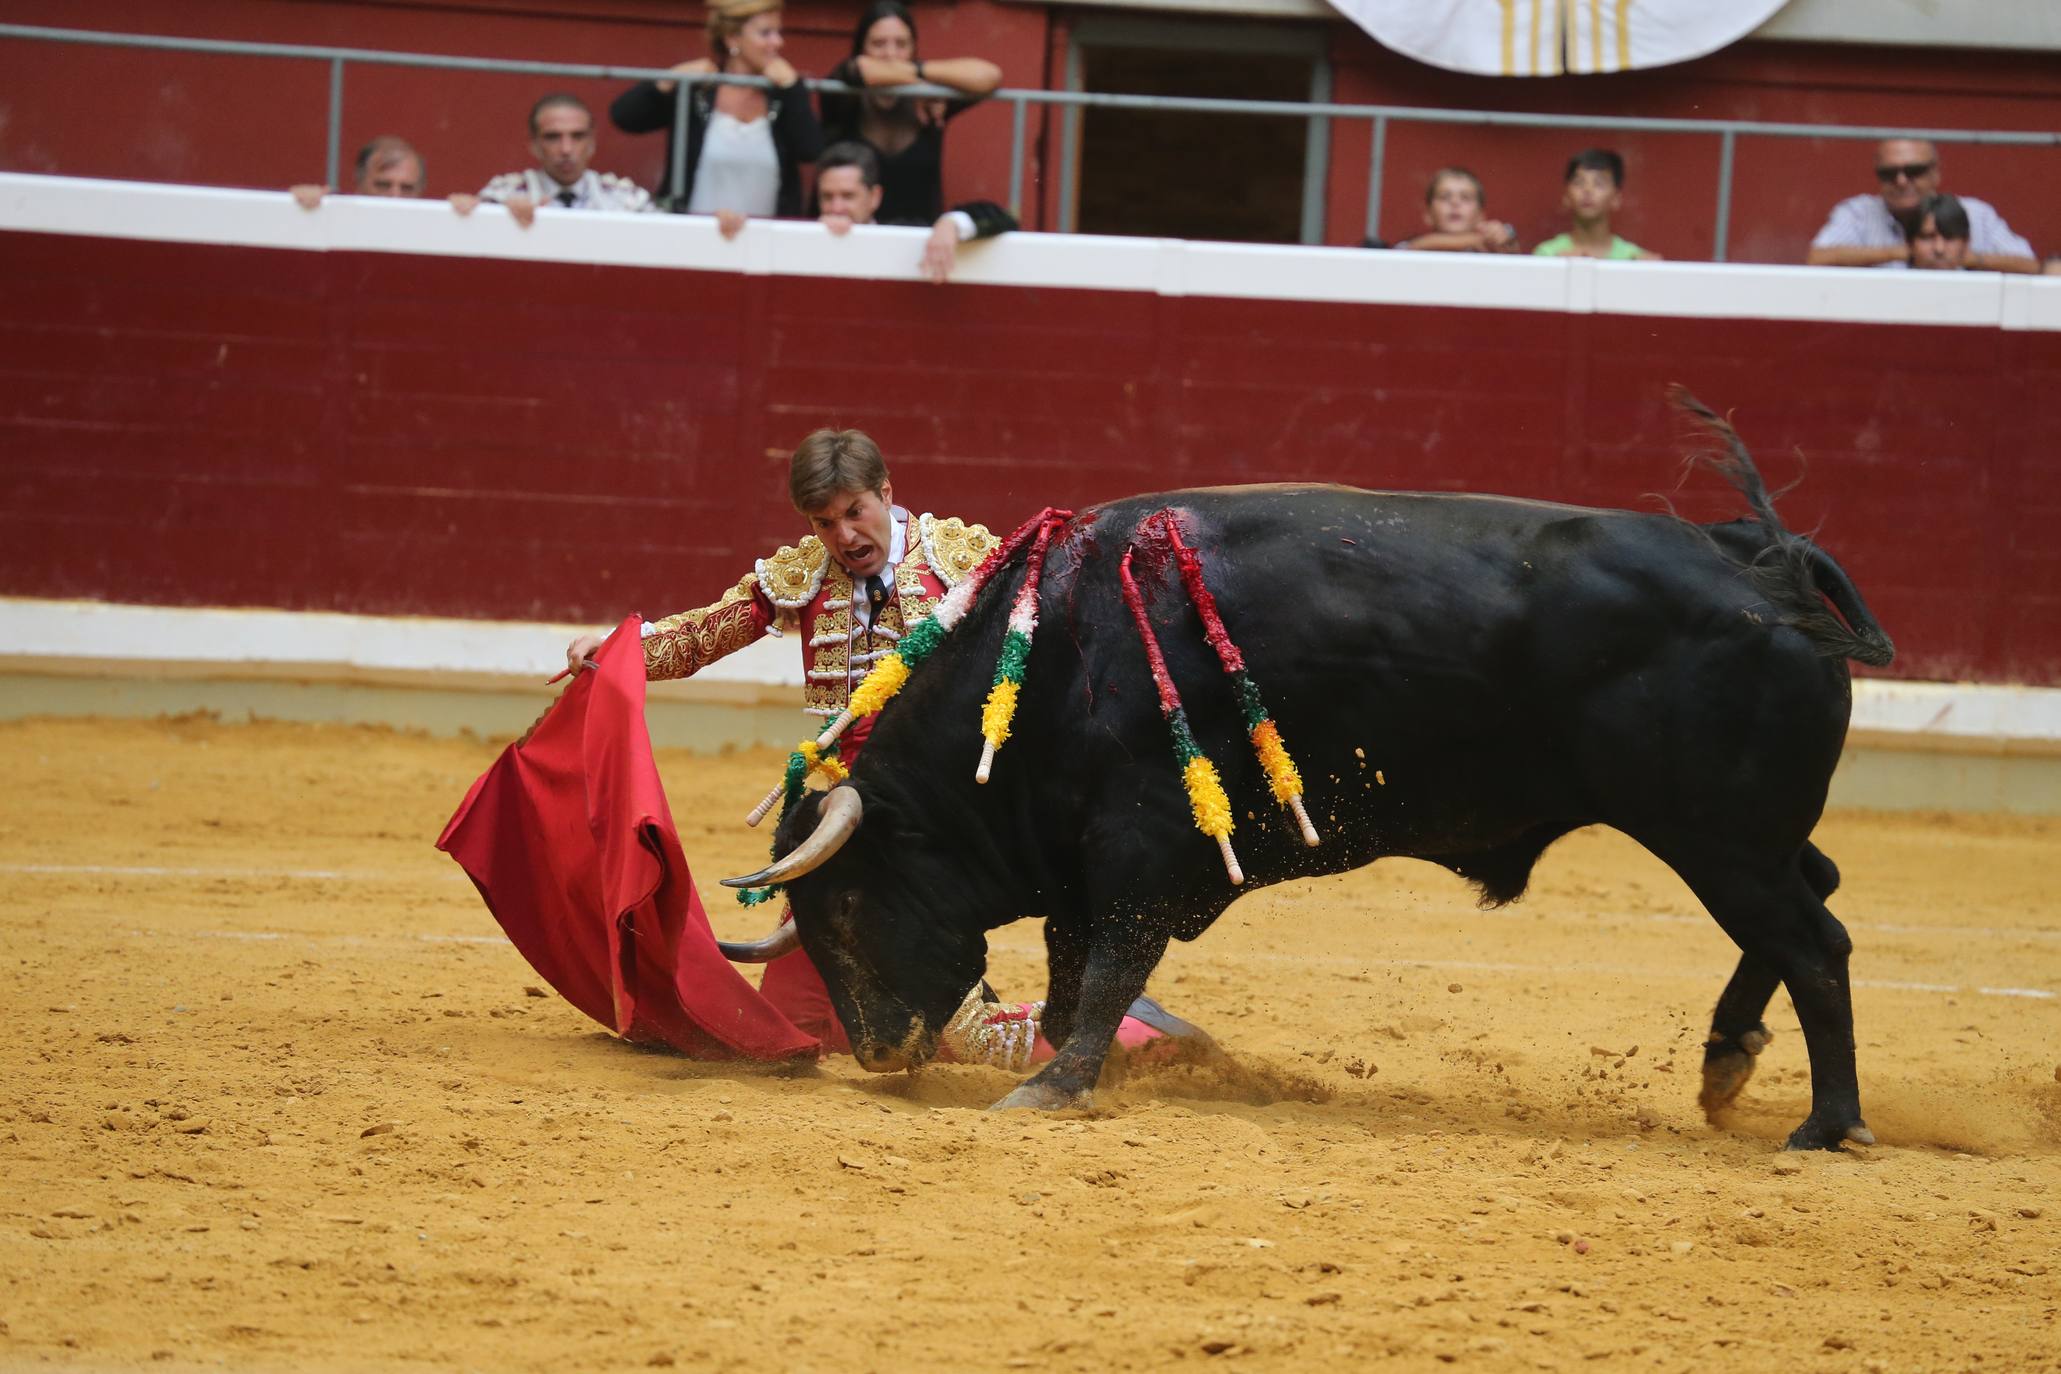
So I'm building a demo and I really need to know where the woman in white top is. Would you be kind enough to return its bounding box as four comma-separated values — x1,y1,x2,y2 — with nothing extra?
609,0,825,220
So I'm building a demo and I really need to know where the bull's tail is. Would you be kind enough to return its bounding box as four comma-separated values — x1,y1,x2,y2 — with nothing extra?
1672,386,1895,668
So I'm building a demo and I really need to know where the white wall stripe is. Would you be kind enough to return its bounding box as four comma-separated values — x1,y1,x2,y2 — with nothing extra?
6,597,2057,750
0,597,798,688
4,172,2058,331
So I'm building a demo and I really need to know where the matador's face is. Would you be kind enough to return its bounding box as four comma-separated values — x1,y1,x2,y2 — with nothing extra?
806,483,896,579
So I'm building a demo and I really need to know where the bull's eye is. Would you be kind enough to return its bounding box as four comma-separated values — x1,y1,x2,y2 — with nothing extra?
834,890,864,925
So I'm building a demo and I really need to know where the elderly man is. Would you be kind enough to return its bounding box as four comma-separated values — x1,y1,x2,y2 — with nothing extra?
290,135,425,209
451,94,653,228
1807,138,2036,273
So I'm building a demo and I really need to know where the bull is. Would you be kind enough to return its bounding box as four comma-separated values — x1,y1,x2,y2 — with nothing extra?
722,397,1894,1151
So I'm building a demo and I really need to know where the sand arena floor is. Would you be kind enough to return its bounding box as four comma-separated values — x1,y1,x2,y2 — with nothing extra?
1,713,2057,1373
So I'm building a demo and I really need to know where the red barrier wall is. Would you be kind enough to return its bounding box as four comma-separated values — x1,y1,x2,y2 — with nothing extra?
2,225,2056,686
2,1,2056,259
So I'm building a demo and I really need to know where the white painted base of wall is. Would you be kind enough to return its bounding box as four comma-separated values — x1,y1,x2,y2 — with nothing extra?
5,597,2059,812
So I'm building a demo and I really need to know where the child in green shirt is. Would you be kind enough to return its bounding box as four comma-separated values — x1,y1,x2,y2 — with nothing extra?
1533,148,1661,260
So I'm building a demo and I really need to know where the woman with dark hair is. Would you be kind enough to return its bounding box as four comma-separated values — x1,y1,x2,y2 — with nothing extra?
817,0,1001,226
609,0,825,221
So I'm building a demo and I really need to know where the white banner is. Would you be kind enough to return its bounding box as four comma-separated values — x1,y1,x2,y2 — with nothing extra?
1327,0,1794,76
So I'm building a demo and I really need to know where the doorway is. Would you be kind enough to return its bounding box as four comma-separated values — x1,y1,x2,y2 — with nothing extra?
1063,17,1331,244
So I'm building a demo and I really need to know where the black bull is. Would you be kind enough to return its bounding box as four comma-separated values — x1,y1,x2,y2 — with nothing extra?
730,410,1895,1151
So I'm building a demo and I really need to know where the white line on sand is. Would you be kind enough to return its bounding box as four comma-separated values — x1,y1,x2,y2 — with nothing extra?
1270,955,2054,1002
127,928,2056,1002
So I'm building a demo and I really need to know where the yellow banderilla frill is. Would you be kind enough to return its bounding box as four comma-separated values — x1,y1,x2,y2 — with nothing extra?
1183,754,1235,837
1249,718,1302,804
799,738,848,784
845,651,911,719
980,678,1021,749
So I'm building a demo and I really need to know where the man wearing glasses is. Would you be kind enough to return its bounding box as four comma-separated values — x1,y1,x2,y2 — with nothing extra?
1807,137,2037,273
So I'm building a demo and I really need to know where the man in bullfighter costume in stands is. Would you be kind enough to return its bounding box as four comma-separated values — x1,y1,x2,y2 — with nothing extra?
561,427,1203,1069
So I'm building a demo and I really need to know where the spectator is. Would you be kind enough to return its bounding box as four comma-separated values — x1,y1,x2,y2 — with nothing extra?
1532,149,1658,261
290,135,425,210
814,140,1015,283
609,0,824,219
818,0,1002,227
1907,193,1971,271
451,95,653,229
1394,167,1518,253
1807,138,2037,274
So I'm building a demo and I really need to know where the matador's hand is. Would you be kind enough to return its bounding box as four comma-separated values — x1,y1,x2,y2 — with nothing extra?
564,632,606,676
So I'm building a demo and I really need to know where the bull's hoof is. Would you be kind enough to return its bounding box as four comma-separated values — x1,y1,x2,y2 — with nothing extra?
1783,1112,1875,1152
1698,1025,1773,1121
1698,1052,1756,1119
989,1081,1090,1112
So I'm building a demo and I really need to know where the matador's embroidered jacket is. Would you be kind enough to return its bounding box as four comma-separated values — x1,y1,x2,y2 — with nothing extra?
640,510,997,748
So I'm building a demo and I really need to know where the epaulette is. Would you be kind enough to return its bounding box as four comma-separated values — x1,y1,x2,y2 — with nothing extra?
755,536,830,609
918,513,999,588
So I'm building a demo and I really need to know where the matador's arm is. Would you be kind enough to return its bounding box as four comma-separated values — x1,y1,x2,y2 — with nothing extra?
641,572,776,681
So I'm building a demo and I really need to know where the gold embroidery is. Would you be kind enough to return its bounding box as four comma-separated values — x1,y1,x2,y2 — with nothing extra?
810,640,850,680
918,513,998,589
938,986,1042,1071
643,573,763,681
800,565,856,710
781,514,988,718
803,681,847,717
755,538,829,608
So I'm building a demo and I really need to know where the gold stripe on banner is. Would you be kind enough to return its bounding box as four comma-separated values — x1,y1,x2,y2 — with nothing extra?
1529,0,1542,74
1616,0,1634,71
1589,0,1603,73
1499,0,1516,75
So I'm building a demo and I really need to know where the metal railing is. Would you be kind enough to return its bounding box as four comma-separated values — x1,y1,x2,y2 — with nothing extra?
4,21,2058,260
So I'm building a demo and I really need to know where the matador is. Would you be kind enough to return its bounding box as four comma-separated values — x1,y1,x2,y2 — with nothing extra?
566,429,1206,1068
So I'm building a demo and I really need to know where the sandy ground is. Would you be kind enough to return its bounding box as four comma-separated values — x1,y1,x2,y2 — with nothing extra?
1,713,2057,1374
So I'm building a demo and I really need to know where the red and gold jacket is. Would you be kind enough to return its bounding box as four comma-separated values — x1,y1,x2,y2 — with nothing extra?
640,511,997,753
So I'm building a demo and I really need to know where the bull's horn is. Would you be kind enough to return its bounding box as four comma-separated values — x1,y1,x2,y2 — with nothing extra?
719,786,864,889
716,922,801,963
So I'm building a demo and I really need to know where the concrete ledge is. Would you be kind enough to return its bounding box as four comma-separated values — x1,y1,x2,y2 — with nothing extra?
4,597,2059,811
0,671,804,753
6,172,2060,331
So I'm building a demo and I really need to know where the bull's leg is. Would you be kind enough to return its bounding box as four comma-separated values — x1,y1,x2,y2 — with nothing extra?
991,926,1167,1112
1675,856,1870,1151
1699,844,1841,1118
1699,953,1780,1118
1036,918,1090,1054
1775,904,1871,1151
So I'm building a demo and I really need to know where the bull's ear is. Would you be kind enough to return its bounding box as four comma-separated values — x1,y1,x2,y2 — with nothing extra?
722,785,865,889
